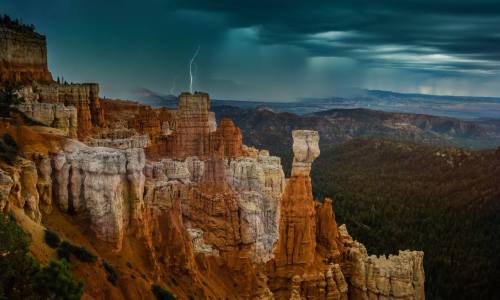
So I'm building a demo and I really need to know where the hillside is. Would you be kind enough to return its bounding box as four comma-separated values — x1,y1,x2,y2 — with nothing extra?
212,105,500,175
312,139,500,299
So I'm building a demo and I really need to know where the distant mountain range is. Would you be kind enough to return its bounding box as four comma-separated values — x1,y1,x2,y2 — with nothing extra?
136,88,500,120
135,88,500,163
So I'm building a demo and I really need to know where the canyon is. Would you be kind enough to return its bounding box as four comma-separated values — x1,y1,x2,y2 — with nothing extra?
0,22,425,299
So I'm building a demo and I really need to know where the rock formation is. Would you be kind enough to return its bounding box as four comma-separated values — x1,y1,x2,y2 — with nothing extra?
0,20,426,298
16,102,78,137
0,24,53,83
339,225,425,300
268,130,348,299
51,140,145,249
1,22,104,139
225,150,285,262
211,117,244,157
87,134,149,149
0,169,13,210
1,158,42,222
291,130,320,177
0,91,426,299
33,83,105,138
168,92,212,159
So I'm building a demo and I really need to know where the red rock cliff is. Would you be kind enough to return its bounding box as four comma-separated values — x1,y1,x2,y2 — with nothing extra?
0,23,53,83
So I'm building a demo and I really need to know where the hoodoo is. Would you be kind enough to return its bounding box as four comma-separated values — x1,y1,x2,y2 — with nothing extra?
0,19,425,300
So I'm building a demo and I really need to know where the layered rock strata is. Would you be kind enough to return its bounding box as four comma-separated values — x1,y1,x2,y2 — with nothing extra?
168,92,212,159
0,158,42,222
268,130,348,299
0,90,425,299
35,83,105,138
225,150,285,262
87,134,150,149
0,25,53,83
339,225,425,300
51,140,145,248
16,102,78,137
0,169,13,210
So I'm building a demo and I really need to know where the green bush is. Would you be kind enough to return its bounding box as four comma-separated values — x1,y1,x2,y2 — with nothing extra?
0,134,19,164
34,259,83,300
152,284,176,300
0,213,83,299
72,245,97,263
57,241,97,263
102,260,119,286
57,241,73,261
0,81,23,117
44,229,61,249
2,133,17,150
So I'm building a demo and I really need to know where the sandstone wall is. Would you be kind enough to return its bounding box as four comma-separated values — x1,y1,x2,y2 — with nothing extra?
0,92,426,300
16,102,78,138
35,83,104,138
168,92,212,159
14,82,105,139
225,150,285,262
0,26,53,83
339,225,425,300
51,140,145,249
87,135,150,149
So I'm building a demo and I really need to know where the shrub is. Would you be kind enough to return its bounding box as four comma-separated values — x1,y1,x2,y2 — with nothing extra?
170,276,177,286
57,241,97,263
102,260,119,286
44,229,61,249
2,133,17,150
152,284,176,300
0,213,83,299
0,134,19,164
57,241,73,261
34,259,83,300
72,245,97,263
0,81,23,112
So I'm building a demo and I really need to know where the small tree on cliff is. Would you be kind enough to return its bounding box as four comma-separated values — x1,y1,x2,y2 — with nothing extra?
0,213,84,299
34,260,83,300
0,81,23,116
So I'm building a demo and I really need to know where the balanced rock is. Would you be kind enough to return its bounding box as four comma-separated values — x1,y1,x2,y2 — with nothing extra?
291,130,320,176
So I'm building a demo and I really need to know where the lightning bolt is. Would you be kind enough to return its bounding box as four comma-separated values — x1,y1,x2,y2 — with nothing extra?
189,45,200,94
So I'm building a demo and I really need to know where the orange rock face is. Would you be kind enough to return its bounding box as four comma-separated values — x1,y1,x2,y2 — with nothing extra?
0,25,53,84
2,19,426,298
315,198,343,261
210,117,244,158
266,130,348,299
9,82,105,139
167,92,212,159
100,93,245,161
273,175,317,271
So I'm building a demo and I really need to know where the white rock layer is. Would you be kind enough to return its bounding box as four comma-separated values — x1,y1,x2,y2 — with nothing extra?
291,130,320,177
51,140,145,249
225,150,285,263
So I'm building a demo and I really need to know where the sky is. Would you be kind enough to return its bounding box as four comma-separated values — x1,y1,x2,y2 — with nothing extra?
2,0,500,101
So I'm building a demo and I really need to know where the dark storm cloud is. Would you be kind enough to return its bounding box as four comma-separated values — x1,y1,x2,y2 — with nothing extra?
2,0,500,99
171,0,500,74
